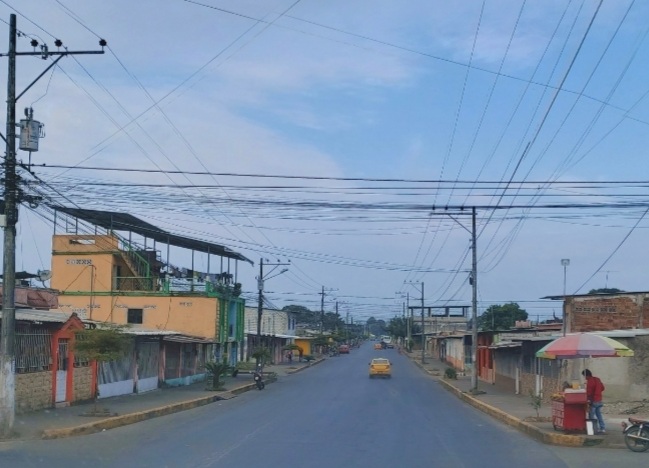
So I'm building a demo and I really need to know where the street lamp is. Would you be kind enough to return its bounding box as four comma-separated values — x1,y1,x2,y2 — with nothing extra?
561,259,570,336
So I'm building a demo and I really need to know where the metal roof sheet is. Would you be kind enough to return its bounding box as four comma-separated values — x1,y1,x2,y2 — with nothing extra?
53,207,253,264
164,335,214,344
0,309,73,323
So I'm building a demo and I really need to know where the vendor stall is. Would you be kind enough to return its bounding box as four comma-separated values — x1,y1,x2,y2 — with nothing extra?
551,389,588,432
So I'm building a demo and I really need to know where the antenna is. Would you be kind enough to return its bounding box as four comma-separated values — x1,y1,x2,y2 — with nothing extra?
37,269,52,283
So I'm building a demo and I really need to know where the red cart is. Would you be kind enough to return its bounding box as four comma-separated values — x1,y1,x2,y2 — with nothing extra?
552,389,588,432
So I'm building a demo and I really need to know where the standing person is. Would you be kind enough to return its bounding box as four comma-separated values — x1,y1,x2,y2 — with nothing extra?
287,351,293,363
582,369,606,434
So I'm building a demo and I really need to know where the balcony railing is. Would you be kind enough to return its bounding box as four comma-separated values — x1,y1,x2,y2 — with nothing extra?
114,276,156,292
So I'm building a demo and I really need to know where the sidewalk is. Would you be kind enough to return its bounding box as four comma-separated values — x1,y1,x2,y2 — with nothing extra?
6,359,324,441
405,351,635,449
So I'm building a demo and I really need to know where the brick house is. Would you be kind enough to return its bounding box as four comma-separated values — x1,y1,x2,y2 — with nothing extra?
0,310,95,413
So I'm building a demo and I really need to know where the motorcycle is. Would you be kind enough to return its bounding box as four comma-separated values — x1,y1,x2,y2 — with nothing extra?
622,417,649,452
253,370,265,390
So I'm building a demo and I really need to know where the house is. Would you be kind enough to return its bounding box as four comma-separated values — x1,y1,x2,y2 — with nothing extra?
243,307,297,363
0,309,93,413
49,208,252,373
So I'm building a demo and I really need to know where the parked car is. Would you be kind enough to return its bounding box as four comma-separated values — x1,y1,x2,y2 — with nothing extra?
338,344,350,354
369,358,391,378
373,343,383,350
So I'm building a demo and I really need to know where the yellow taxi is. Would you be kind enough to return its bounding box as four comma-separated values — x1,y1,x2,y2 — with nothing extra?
369,358,391,378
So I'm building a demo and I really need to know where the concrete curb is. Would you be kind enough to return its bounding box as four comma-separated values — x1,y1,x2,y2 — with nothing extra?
39,358,324,440
410,357,601,448
286,357,326,374
41,381,262,440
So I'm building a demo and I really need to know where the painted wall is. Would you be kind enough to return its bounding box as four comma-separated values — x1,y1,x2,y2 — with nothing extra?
58,295,219,340
51,235,122,293
294,339,312,357
244,307,294,335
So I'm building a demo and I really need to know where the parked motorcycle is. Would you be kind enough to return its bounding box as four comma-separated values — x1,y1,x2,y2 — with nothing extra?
622,417,649,452
253,371,265,390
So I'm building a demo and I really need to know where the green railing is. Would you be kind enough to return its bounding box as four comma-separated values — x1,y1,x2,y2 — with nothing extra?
120,240,152,279
114,276,155,292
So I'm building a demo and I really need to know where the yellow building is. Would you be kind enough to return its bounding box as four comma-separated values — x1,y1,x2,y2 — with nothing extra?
50,208,253,371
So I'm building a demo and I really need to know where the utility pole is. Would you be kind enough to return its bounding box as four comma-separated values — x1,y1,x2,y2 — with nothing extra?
256,259,264,339
405,282,424,362
420,282,425,364
0,15,16,437
255,258,289,367
0,14,105,436
406,292,411,351
320,285,324,334
470,207,479,393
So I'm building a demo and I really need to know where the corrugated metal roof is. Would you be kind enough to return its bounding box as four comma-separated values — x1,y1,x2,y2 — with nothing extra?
53,207,253,264
0,309,73,323
86,322,182,336
489,341,522,349
513,329,649,341
164,335,214,344
244,331,298,339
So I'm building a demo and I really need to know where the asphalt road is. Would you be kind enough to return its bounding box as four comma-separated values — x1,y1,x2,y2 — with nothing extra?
0,344,643,467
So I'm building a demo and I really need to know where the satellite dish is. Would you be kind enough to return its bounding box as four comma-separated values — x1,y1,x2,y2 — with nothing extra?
37,270,52,282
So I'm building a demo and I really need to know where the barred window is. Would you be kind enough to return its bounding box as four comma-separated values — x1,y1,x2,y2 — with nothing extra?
15,326,52,374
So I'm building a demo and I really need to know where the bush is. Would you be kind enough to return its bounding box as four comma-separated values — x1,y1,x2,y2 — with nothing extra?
444,367,458,380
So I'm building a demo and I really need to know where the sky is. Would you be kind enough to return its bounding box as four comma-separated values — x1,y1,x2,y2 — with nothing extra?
2,0,649,324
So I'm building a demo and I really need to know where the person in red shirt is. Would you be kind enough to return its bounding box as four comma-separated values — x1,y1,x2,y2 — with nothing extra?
582,369,606,434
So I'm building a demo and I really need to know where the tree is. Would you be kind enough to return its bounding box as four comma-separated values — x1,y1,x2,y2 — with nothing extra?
588,288,624,295
251,347,271,369
386,317,408,338
284,305,319,328
477,303,528,331
205,361,234,391
73,325,131,414
366,317,387,337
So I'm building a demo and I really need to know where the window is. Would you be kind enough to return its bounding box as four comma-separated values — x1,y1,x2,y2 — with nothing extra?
127,308,143,324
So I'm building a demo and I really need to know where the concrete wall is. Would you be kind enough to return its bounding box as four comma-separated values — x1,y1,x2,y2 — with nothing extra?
244,307,293,335
16,371,53,413
444,338,465,371
576,336,649,401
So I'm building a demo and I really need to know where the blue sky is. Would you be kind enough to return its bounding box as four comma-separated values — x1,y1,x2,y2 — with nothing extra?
3,0,649,323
